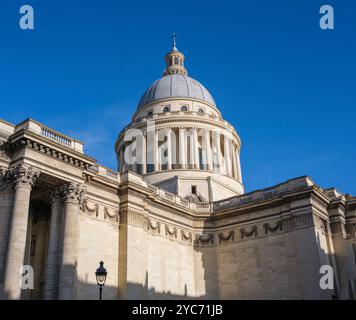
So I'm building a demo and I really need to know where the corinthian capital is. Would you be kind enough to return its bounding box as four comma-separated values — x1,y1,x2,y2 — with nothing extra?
62,182,86,204
12,164,41,189
50,186,63,205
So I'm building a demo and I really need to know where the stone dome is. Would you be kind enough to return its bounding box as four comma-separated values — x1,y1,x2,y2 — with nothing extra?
137,74,216,110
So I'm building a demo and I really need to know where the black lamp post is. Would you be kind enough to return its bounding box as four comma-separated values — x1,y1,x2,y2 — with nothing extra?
95,261,107,300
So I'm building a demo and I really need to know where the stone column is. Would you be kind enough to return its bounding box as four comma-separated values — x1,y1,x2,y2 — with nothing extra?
4,164,40,300
231,144,238,179
193,128,199,169
203,129,213,170
154,131,160,171
224,135,232,176
0,168,15,299
119,148,124,174
179,127,186,169
141,133,147,175
236,148,243,183
166,128,172,170
43,187,63,300
188,129,195,169
214,131,222,173
58,182,86,300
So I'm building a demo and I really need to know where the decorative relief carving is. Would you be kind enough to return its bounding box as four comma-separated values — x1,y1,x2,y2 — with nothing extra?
181,230,193,243
165,225,177,239
104,207,119,223
12,164,41,189
148,220,161,234
240,225,257,239
218,230,235,244
263,220,283,234
82,199,99,217
195,233,214,245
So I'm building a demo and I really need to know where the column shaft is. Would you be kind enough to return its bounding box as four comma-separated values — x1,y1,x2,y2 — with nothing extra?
204,130,213,171
224,135,232,176
231,144,238,179
0,172,14,298
141,134,147,175
214,132,222,173
193,128,199,169
3,165,40,300
58,183,86,300
167,129,172,170
236,148,243,183
179,128,186,169
154,131,159,171
43,190,63,300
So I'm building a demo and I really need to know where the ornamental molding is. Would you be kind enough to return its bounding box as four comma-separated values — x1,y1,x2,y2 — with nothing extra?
120,210,148,228
7,138,92,170
12,164,41,189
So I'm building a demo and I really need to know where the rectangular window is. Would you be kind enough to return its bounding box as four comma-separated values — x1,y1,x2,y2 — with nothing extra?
191,185,197,194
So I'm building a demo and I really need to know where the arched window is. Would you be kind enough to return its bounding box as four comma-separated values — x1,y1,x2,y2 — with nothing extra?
174,57,179,65
147,110,153,117
163,106,170,113
198,108,204,114
181,105,188,112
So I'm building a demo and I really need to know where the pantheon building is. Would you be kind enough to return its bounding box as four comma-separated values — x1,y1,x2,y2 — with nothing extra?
0,42,355,300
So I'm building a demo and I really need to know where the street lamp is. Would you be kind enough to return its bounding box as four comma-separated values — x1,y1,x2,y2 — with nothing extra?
95,261,107,300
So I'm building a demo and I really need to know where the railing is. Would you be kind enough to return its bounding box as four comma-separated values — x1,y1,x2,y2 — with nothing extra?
41,127,72,147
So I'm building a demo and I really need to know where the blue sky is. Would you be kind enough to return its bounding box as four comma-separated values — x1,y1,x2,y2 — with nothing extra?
1,0,355,194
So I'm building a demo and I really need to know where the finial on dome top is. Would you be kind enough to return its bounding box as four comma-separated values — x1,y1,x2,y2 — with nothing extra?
164,33,188,76
172,32,177,51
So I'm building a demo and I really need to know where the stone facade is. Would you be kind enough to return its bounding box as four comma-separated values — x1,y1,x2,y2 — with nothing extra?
0,43,355,300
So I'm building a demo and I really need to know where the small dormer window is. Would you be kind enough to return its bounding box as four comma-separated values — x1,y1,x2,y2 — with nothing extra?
198,108,204,114
191,185,197,194
181,105,188,112
147,111,153,117
163,106,170,113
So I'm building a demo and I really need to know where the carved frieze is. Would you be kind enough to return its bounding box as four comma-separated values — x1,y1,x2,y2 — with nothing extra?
263,220,283,234
148,220,161,234
82,199,99,217
165,225,178,239
218,230,235,244
240,225,257,239
181,230,193,243
195,233,214,245
104,207,120,223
